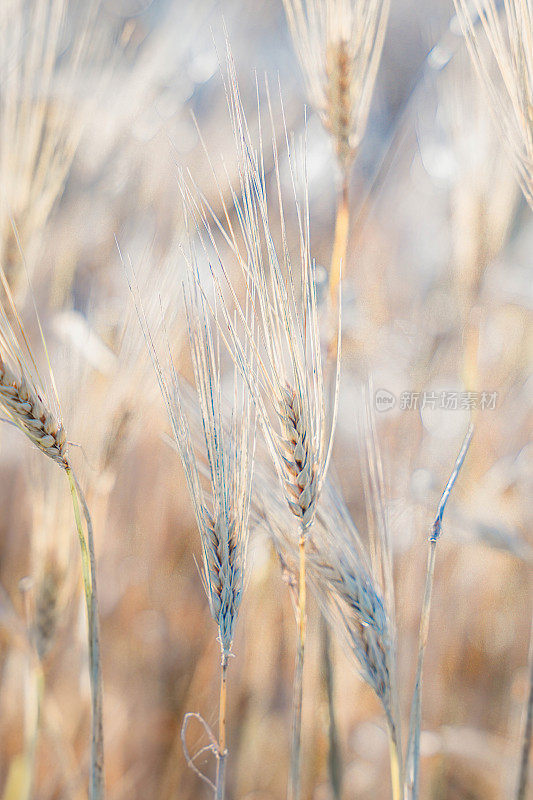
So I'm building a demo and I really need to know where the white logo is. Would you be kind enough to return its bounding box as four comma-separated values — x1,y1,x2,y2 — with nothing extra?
375,389,396,412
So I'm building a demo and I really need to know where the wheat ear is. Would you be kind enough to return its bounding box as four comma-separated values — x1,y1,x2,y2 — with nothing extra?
305,479,400,781
0,414,103,800
256,459,398,798
180,46,340,800
282,0,389,307
0,357,68,467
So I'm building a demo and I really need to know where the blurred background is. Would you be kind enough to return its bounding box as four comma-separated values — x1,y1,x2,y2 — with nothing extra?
0,0,531,798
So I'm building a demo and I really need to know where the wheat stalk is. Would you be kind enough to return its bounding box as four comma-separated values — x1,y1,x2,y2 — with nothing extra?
255,423,401,800
277,385,321,800
319,615,342,800
127,236,255,799
173,44,340,797
183,275,255,800
282,0,389,305
0,270,104,800
260,476,401,797
184,49,341,800
278,8,391,785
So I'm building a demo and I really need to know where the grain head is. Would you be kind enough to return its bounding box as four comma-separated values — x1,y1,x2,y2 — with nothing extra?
0,269,68,468
283,0,389,174
130,239,255,659
0,355,68,467
310,483,396,726
259,466,395,722
185,47,340,536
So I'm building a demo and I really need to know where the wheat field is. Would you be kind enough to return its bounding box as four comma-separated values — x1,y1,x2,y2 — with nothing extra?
0,1,531,799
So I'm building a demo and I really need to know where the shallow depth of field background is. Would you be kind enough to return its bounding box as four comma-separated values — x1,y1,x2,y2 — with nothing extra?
0,0,531,798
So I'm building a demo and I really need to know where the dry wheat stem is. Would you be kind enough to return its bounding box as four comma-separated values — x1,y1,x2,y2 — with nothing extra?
67,468,104,800
277,351,323,800
405,423,474,800
328,174,349,310
388,730,403,800
181,713,218,793
254,478,321,800
216,655,229,800
289,624,305,800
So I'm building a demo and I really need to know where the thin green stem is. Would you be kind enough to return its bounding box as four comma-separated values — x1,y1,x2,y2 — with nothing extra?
320,617,342,800
405,424,473,799
66,467,104,800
